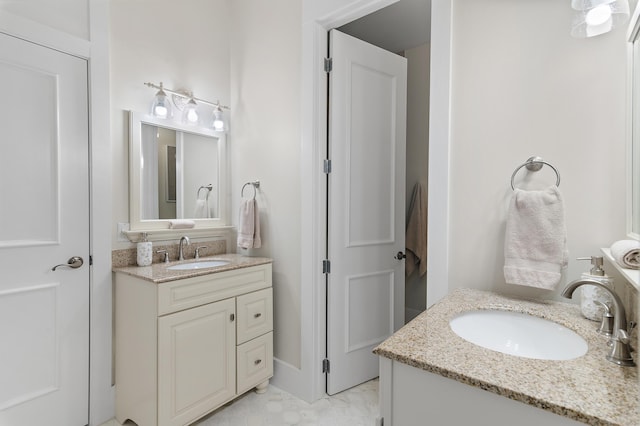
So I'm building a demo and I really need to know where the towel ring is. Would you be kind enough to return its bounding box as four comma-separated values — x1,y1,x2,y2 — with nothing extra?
197,185,213,200
510,156,560,190
241,181,260,199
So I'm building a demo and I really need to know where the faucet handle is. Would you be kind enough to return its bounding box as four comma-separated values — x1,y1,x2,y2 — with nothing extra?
195,246,208,260
156,249,169,263
616,329,631,345
594,300,614,337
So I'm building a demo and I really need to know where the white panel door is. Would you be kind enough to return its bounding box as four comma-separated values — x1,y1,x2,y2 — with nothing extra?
327,29,407,395
0,34,89,425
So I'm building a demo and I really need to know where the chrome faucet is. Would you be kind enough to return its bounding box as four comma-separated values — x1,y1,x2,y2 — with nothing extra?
561,278,635,366
178,236,190,261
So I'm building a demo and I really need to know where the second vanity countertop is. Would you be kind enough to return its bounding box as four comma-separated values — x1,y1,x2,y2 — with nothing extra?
112,253,273,283
374,288,639,426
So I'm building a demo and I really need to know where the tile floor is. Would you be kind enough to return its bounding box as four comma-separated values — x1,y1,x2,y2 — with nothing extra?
100,379,379,426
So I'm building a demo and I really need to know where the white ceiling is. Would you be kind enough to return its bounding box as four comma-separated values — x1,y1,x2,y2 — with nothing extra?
338,0,431,53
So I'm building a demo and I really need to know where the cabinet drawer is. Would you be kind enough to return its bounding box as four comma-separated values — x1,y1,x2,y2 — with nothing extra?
158,264,272,315
236,288,273,344
236,332,273,395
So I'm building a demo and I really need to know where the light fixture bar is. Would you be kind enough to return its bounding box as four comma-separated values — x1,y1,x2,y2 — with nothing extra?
144,82,230,110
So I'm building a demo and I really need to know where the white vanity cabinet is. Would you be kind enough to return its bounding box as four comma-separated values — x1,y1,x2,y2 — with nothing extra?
115,263,273,426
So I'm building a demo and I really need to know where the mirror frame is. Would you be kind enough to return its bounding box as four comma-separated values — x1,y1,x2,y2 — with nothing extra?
128,111,229,236
628,5,640,240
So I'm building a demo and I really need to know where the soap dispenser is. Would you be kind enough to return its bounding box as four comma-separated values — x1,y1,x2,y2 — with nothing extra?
136,233,153,266
577,256,614,321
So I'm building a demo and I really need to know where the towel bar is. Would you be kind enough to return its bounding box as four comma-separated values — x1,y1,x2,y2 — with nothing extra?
510,156,560,190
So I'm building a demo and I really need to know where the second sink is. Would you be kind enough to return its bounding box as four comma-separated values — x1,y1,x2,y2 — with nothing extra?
449,309,588,361
167,260,230,271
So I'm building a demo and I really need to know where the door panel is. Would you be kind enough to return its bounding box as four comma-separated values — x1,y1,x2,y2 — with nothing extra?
0,33,89,426
158,299,236,426
327,29,407,395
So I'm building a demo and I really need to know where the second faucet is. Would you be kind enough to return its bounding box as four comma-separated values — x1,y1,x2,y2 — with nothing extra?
178,236,190,261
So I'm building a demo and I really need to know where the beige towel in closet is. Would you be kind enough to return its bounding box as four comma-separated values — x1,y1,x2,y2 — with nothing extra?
406,183,427,278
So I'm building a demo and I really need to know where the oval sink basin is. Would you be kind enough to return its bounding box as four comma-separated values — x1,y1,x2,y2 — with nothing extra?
167,260,230,271
449,310,588,361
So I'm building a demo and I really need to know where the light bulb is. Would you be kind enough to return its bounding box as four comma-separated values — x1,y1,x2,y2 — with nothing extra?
182,98,199,124
154,104,168,118
213,107,225,131
586,4,612,26
151,84,171,119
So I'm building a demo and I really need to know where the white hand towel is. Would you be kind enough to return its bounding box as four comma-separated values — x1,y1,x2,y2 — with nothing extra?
504,186,568,290
194,199,207,218
169,219,195,229
610,240,640,270
237,199,261,249
252,200,261,249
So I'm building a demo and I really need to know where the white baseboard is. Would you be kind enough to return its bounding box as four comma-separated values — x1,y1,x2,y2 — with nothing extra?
271,358,318,403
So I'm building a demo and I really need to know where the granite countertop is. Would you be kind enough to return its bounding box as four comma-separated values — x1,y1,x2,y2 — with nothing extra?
374,288,639,426
112,253,272,283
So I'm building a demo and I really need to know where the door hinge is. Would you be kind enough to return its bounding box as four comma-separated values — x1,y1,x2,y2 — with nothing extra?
89,255,93,266
322,358,330,373
323,159,332,174
324,57,332,72
322,259,331,274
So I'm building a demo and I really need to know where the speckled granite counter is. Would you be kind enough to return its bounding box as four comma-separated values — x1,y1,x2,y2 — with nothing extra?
374,288,638,426
112,253,272,283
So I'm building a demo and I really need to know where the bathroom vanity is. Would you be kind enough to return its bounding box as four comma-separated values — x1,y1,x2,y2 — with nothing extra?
114,255,273,426
375,289,638,426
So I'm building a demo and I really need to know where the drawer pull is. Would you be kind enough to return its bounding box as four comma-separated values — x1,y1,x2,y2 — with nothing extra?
254,359,262,365
254,313,262,318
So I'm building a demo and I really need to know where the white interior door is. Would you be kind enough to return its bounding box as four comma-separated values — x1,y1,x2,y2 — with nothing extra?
0,33,90,425
326,29,407,395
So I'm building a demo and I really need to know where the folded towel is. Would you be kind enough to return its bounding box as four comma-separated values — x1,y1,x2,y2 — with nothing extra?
237,199,261,249
405,183,427,278
169,219,195,229
503,186,568,290
610,240,640,270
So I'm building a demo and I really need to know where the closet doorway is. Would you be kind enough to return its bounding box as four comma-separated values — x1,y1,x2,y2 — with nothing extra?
324,0,431,395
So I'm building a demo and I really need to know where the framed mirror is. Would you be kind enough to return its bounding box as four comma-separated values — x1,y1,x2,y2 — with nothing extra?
129,111,229,233
629,6,640,240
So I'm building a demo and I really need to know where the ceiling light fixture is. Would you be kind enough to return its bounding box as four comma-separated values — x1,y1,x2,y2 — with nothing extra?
144,82,230,131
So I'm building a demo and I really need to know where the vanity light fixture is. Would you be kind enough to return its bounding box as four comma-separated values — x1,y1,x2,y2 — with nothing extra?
150,82,172,119
570,0,630,38
182,95,199,124
144,82,229,131
213,105,226,131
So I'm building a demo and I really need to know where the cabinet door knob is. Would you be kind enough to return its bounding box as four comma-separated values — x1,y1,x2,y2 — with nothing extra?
254,313,262,318
254,359,262,365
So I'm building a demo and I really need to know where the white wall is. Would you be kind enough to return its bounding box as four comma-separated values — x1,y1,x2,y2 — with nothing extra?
110,0,230,249
0,0,89,40
449,0,628,298
229,0,303,369
405,43,430,319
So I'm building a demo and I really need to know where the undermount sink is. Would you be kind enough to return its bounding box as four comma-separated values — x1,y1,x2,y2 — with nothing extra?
167,260,230,271
449,309,588,361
